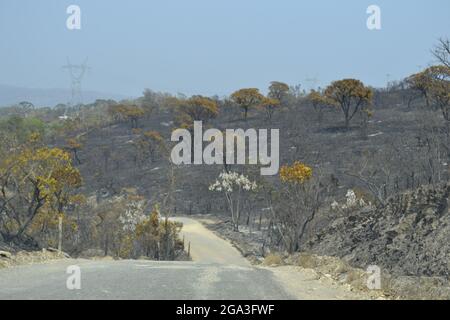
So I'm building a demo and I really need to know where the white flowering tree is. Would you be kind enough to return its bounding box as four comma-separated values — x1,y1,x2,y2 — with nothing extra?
119,200,146,233
209,171,257,231
331,189,373,214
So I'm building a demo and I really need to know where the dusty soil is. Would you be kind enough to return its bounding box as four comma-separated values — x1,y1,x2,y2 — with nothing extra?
268,265,384,300
0,249,69,269
190,215,385,300
176,217,382,300
173,217,251,266
196,214,450,300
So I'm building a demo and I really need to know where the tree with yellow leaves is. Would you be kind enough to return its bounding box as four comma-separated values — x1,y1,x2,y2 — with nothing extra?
268,81,290,105
407,66,450,119
135,205,183,260
406,70,434,107
265,162,325,253
171,95,218,131
307,89,331,122
181,95,219,123
259,97,281,121
0,144,82,244
324,79,373,128
108,104,145,129
280,161,313,184
231,88,264,121
134,130,166,165
424,65,450,120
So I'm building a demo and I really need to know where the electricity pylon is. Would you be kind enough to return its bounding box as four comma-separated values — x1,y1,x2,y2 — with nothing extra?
62,57,90,115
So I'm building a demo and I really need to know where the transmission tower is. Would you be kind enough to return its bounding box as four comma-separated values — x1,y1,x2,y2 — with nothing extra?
62,57,90,114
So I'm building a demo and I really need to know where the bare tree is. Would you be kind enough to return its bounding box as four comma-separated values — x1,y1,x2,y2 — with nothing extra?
433,37,450,68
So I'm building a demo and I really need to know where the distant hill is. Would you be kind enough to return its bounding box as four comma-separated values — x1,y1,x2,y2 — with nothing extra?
0,84,130,108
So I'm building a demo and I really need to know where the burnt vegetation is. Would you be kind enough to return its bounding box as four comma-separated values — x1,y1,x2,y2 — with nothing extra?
0,39,449,273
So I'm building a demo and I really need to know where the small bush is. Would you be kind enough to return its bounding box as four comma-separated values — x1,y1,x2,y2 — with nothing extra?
262,253,285,266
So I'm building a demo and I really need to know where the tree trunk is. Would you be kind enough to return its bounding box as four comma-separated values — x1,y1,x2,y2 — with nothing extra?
345,117,350,128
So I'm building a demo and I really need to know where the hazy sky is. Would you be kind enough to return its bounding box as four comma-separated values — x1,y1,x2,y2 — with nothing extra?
0,0,448,97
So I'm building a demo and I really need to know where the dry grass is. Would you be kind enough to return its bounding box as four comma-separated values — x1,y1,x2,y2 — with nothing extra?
262,253,285,266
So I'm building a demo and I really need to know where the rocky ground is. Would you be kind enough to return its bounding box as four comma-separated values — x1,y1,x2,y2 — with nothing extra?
0,248,69,269
196,190,450,301
305,183,450,299
306,183,450,279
